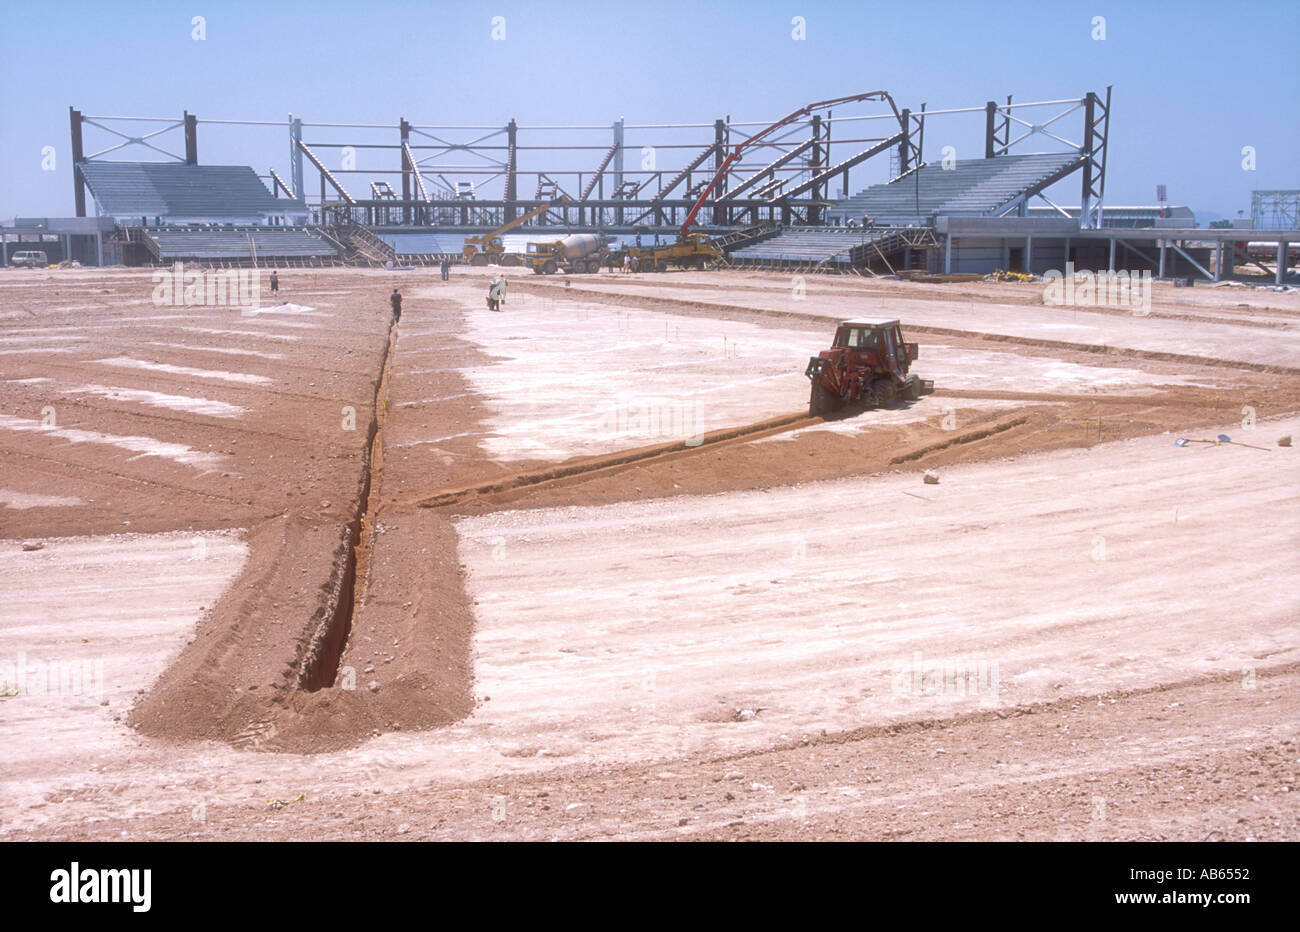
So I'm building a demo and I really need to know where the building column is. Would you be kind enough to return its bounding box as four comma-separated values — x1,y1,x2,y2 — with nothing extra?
1108,237,1116,272
1279,241,1290,286
184,111,198,164
400,118,411,225
289,114,304,205
1025,235,1033,273
944,233,952,274
613,117,624,227
1158,238,1166,278
1214,240,1223,282
70,107,86,217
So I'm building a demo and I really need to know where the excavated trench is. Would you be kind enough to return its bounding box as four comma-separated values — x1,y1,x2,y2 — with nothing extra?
407,411,820,508
297,316,397,692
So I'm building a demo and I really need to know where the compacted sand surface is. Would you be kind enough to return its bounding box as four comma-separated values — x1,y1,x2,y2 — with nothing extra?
1,265,1296,840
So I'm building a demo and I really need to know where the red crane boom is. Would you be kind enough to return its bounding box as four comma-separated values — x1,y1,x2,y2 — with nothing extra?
678,91,903,240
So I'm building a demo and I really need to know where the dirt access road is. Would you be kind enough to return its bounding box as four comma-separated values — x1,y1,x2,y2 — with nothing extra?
1,266,1296,840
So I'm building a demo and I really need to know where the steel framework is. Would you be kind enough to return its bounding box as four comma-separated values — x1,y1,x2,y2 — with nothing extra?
68,88,1109,234
1251,190,1300,230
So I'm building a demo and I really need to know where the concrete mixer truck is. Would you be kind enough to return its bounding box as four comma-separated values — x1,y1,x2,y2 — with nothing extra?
523,233,609,275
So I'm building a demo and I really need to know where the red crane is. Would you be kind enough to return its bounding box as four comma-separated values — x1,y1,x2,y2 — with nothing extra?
678,91,903,240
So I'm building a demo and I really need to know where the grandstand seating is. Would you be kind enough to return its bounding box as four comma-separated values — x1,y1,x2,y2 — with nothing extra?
79,162,304,221
150,226,337,260
728,227,870,266
731,153,1085,269
829,153,1082,226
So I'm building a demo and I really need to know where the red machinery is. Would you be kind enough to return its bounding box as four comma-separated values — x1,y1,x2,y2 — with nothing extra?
805,318,933,416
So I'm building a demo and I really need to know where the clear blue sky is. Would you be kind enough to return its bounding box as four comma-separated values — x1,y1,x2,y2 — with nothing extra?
1,0,1296,221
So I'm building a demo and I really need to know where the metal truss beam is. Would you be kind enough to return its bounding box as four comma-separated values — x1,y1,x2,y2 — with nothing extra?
269,169,295,199
402,141,430,202
580,142,618,201
775,133,902,201
1079,86,1111,230
296,139,355,204
655,143,718,200
721,139,814,200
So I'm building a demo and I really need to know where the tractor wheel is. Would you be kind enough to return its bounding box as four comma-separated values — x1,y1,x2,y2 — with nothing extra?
809,380,843,418
902,375,920,401
871,379,898,407
544,260,557,275
470,254,488,267
656,260,668,273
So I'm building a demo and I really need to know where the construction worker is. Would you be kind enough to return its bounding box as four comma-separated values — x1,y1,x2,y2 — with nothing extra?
440,257,450,281
488,275,506,311
270,270,279,294
389,288,402,321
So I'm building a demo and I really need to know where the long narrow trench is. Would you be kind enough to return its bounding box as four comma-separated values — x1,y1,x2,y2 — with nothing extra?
299,314,398,691
408,411,819,508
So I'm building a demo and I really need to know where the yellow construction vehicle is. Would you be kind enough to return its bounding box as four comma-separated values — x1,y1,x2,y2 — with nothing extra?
617,232,722,272
461,196,571,266
524,233,609,274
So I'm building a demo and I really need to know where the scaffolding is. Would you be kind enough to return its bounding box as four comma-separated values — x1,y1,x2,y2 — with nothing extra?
1252,190,1300,230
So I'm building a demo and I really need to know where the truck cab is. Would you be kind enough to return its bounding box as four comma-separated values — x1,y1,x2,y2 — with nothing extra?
525,240,562,275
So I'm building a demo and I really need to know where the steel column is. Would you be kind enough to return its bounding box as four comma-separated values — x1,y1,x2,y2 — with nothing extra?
810,114,822,225
899,108,911,173
400,118,411,223
613,118,624,226
712,118,727,226
505,118,518,222
69,107,86,217
1079,92,1097,229
184,111,198,164
289,116,304,208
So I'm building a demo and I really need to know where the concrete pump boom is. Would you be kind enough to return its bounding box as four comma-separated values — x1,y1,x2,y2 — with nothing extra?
678,91,902,239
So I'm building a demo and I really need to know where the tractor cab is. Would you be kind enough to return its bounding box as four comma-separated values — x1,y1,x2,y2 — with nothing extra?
833,322,883,351
805,318,931,416
833,319,915,365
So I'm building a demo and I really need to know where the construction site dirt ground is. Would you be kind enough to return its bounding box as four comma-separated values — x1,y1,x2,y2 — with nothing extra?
1,265,1297,841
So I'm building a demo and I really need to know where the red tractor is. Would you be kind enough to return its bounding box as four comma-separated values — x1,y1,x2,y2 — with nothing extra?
805,318,933,417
